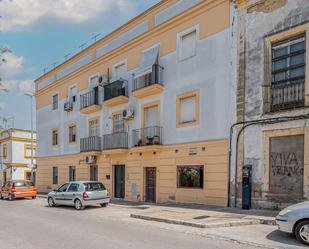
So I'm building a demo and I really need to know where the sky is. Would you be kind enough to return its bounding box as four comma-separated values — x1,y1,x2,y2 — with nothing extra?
0,0,160,130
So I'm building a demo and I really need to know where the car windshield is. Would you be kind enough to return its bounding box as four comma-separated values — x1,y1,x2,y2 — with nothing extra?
14,182,33,187
83,182,106,191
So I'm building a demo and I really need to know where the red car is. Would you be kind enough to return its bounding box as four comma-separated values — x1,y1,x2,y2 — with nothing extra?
0,180,37,201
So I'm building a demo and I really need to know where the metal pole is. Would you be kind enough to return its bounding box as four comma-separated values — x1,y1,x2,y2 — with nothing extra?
30,95,34,183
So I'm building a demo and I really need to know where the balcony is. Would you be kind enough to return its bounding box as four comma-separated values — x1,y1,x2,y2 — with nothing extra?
80,136,101,153
102,132,128,154
103,80,129,107
80,87,101,114
132,126,162,152
132,64,164,99
271,80,305,112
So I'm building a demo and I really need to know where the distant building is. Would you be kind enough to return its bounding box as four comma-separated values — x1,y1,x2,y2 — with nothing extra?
0,128,36,185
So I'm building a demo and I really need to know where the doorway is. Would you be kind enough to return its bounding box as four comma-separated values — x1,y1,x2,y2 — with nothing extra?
145,167,156,203
114,165,125,199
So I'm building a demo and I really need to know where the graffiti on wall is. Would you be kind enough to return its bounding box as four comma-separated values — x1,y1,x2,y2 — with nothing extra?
269,135,304,199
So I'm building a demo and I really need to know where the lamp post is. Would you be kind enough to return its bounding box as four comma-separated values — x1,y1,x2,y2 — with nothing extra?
0,84,8,183
24,92,35,183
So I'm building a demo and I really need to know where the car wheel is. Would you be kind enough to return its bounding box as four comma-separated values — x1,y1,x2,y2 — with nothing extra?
48,197,56,207
8,194,14,201
295,220,309,245
100,203,108,207
74,199,84,210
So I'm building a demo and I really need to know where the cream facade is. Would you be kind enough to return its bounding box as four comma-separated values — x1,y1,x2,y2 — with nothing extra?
35,0,236,206
0,129,37,185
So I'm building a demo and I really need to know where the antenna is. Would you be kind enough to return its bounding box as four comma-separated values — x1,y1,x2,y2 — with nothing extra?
91,33,101,43
64,53,71,61
79,43,87,50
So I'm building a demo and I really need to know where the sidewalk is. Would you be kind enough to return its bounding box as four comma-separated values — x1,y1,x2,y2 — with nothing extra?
125,201,277,228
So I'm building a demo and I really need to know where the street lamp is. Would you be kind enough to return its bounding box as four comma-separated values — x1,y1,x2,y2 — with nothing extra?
24,92,35,183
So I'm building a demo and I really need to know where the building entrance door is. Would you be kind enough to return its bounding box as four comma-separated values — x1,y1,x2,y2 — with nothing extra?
114,165,125,199
145,167,156,203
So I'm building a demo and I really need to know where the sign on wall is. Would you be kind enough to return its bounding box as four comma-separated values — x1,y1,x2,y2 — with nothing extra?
269,135,304,201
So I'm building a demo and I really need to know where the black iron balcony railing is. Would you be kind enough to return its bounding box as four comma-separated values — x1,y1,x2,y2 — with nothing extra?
132,126,162,147
80,87,99,110
103,80,127,102
132,64,163,92
271,80,305,112
80,136,101,152
102,132,128,150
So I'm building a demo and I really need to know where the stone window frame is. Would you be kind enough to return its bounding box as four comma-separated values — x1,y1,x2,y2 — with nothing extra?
263,127,308,198
263,23,309,113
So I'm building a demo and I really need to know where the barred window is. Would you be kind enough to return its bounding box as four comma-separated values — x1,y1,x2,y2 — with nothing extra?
271,34,306,111
52,167,58,185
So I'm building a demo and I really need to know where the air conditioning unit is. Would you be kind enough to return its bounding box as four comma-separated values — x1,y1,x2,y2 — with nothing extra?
85,155,97,164
122,108,134,120
64,102,73,112
98,74,108,86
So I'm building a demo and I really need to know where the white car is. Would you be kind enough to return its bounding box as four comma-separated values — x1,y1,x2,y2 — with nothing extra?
47,181,110,210
276,201,309,245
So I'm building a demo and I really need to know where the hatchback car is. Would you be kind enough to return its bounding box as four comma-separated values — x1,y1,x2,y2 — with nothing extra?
47,181,110,210
276,201,309,245
0,180,37,201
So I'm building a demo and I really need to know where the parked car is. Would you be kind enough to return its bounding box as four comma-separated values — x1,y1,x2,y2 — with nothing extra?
276,201,309,245
0,180,37,201
47,181,110,210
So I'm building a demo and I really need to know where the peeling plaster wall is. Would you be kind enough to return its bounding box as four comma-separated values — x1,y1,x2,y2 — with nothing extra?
237,0,309,209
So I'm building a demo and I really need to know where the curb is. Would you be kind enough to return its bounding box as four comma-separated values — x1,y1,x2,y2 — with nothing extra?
37,194,47,199
130,214,266,228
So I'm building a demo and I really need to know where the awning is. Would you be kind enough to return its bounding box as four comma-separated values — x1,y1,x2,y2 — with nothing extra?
134,44,160,79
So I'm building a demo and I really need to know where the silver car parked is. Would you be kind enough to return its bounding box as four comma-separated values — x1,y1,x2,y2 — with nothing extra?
276,201,309,245
47,181,110,210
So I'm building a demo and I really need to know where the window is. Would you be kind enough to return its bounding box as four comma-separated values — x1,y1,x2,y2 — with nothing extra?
177,166,204,188
68,125,77,143
52,130,58,146
24,144,36,158
113,113,125,133
69,166,76,182
2,144,7,159
83,182,106,191
89,74,99,89
176,90,200,127
69,85,77,102
52,167,58,184
271,34,306,111
144,105,158,128
90,165,98,181
178,29,197,61
89,119,99,137
24,170,31,181
113,62,126,80
57,183,69,192
52,94,58,110
67,183,79,192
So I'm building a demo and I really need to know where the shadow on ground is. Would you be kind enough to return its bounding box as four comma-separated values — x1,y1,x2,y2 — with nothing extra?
266,230,304,247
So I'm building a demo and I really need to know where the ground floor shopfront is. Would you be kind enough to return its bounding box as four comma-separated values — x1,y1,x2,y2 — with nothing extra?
36,139,229,206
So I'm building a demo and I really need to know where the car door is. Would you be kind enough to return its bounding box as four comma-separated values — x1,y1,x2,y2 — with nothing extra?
65,183,79,205
54,183,69,205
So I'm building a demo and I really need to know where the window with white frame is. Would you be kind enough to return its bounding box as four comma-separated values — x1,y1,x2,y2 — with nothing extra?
113,113,125,133
89,119,99,137
113,62,126,80
89,74,99,89
178,29,197,61
69,85,77,102
24,144,36,158
52,94,58,110
68,125,77,143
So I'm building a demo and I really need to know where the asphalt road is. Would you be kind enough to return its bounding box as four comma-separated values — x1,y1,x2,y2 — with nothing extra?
0,198,263,249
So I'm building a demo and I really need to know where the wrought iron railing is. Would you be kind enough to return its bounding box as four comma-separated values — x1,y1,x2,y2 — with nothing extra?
80,87,99,110
271,80,305,112
102,132,128,150
103,80,127,102
132,126,162,147
80,136,101,152
132,64,163,92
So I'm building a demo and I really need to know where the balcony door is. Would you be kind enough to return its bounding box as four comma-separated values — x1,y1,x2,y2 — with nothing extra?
89,119,99,137
143,104,159,145
113,62,126,81
113,113,125,133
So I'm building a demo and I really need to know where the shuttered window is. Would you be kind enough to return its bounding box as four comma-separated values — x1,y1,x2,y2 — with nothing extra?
180,95,196,123
179,30,196,61
113,62,126,80
145,106,158,128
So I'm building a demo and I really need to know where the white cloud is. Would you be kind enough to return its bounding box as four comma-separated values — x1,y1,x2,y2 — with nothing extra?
0,51,24,76
0,80,18,91
0,0,137,31
19,80,35,93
